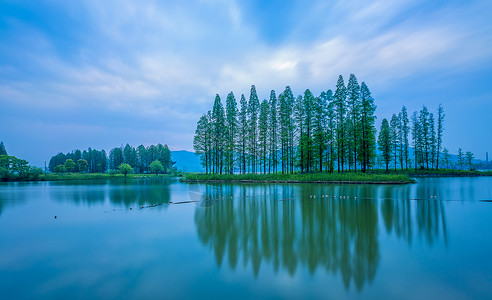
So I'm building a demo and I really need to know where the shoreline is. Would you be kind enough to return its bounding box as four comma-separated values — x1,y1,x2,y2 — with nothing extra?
180,179,412,184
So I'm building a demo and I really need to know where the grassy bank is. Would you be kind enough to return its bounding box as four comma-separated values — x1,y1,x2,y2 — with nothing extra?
181,172,415,184
370,168,492,177
39,173,172,181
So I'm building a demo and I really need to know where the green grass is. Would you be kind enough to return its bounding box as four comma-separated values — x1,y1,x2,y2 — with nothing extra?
370,168,492,177
181,172,415,184
39,173,172,181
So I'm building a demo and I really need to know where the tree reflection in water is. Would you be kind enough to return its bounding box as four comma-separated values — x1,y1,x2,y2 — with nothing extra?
194,183,448,291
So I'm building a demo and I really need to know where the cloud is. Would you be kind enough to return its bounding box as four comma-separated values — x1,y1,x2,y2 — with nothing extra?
1,0,492,165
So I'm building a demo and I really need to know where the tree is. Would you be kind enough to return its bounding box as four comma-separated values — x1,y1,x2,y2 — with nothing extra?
302,89,315,173
324,90,336,173
400,106,410,169
268,90,278,173
411,112,423,170
119,163,133,177
359,83,377,173
109,147,123,170
346,74,361,171
194,114,211,174
225,91,238,174
457,148,465,170
212,94,226,174
334,75,347,172
294,95,306,173
136,145,147,173
442,148,451,169
248,85,260,173
429,113,436,168
313,93,327,172
55,164,66,173
150,160,164,174
465,151,474,170
77,159,88,173
0,141,7,155
238,94,248,174
378,118,391,172
64,159,76,173
258,99,269,173
436,104,445,170
390,114,399,171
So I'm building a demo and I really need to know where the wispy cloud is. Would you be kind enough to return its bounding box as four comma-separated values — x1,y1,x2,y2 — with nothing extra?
1,0,491,165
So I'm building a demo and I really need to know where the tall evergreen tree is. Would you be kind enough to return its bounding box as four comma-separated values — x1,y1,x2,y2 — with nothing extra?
390,114,399,171
0,141,6,155
194,114,211,173
429,113,436,168
294,95,306,173
225,92,238,174
313,93,327,172
378,118,391,172
400,106,410,169
212,94,226,174
248,85,260,173
302,89,315,172
359,82,377,173
334,75,347,172
419,106,431,169
436,104,445,170
324,90,336,173
268,90,278,173
238,95,248,174
284,86,295,173
346,74,361,171
258,99,269,174
457,148,465,170
465,151,474,170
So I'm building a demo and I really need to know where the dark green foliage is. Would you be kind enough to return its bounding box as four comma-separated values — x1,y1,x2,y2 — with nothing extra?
193,75,377,176
0,141,7,155
225,92,238,174
49,143,171,174
0,155,42,181
334,75,347,172
378,119,391,172
150,160,164,174
78,159,88,173
258,99,269,173
64,159,76,173
359,83,377,173
118,163,133,177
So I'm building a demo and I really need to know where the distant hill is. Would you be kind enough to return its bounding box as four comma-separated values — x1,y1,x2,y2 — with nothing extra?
172,150,204,173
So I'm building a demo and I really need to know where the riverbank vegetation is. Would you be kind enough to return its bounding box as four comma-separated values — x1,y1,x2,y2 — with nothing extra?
48,143,174,174
39,172,172,181
193,74,479,176
182,172,415,184
0,154,43,182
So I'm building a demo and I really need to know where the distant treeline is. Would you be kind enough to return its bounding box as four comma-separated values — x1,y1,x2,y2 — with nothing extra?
193,74,458,174
48,143,174,174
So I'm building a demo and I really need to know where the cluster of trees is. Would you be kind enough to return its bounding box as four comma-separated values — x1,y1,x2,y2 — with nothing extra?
377,106,479,171
194,74,378,174
108,143,173,173
49,148,108,173
48,143,174,174
0,142,42,181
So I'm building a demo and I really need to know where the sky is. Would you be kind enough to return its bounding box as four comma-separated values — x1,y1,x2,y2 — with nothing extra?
1,0,492,167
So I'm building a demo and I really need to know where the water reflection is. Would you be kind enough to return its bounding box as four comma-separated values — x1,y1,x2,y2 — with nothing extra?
194,183,448,291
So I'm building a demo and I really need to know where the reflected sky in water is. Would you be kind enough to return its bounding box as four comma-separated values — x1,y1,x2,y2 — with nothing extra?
0,177,491,299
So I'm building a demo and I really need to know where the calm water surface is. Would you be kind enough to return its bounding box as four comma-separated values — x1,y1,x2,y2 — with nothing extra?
1,177,492,299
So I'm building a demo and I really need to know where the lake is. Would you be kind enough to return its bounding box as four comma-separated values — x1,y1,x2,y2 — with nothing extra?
1,177,492,299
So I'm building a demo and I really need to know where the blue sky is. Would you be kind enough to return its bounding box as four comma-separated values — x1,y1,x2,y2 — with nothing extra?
1,0,491,167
